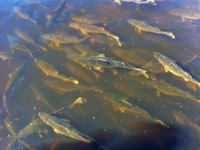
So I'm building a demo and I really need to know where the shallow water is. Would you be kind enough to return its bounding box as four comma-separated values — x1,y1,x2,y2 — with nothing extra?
0,0,200,150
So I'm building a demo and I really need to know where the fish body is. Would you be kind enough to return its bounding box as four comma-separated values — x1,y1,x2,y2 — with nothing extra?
69,22,121,46
66,63,96,86
34,59,78,84
38,112,92,142
72,44,98,56
12,6,37,24
127,19,175,39
5,63,26,92
38,112,109,150
0,52,17,60
104,93,168,127
111,80,168,107
44,80,103,93
89,34,118,47
146,80,200,103
142,61,166,74
77,54,148,78
17,118,46,138
112,48,147,65
41,34,88,47
7,34,33,57
29,82,55,110
4,117,19,139
71,14,109,25
115,0,156,5
153,52,200,87
14,28,47,51
48,42,78,54
169,9,200,21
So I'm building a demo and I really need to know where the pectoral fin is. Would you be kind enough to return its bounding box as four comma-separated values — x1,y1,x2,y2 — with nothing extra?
138,29,141,34
164,67,168,72
81,30,88,35
156,90,161,97
81,51,87,56
54,41,60,47
181,17,185,21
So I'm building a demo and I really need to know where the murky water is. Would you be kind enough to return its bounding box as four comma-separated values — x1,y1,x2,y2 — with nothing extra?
0,0,200,150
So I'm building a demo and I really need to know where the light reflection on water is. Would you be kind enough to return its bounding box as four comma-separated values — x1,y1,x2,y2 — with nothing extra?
0,0,200,150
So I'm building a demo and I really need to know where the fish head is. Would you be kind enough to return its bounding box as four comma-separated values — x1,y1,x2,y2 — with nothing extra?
38,112,49,121
69,22,80,29
153,52,163,61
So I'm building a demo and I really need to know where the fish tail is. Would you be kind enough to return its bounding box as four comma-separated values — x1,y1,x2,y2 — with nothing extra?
83,36,91,41
93,87,103,93
3,93,11,116
69,77,79,84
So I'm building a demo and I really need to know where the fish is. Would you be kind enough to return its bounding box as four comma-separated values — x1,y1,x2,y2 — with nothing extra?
41,34,89,47
12,6,37,24
153,52,200,87
103,93,169,128
114,0,156,5
17,115,48,139
47,42,79,54
146,80,200,103
71,14,109,26
29,82,55,111
4,117,33,150
72,44,98,56
67,53,101,80
17,97,86,138
112,48,148,65
44,80,103,94
111,80,169,107
89,34,118,47
5,63,26,93
34,58,78,84
69,22,121,46
4,117,19,139
38,112,109,150
169,9,200,21
77,54,148,78
14,28,47,51
141,61,166,74
0,52,17,60
127,19,175,39
3,63,26,116
7,34,33,58
45,0,67,28
66,63,96,86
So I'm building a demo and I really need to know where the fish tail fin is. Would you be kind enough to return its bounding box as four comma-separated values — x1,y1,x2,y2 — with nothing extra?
83,36,91,41
69,77,79,84
93,87,103,93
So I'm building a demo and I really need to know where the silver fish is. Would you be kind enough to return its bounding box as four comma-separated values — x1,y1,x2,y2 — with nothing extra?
153,52,200,87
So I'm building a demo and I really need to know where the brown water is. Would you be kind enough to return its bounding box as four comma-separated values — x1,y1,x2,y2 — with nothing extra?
0,0,200,150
